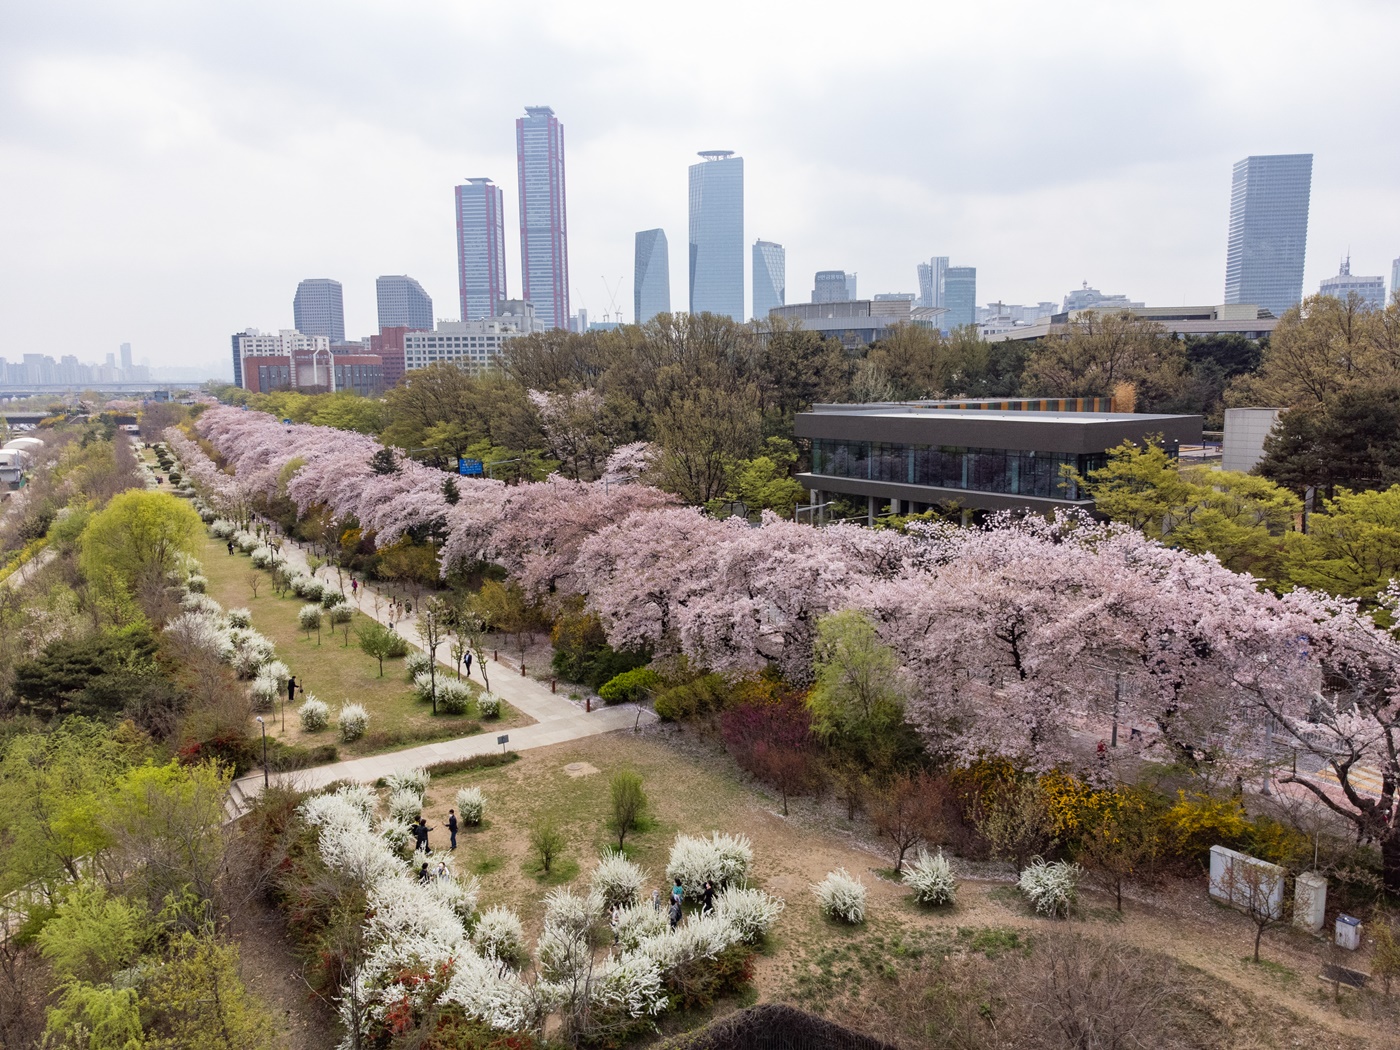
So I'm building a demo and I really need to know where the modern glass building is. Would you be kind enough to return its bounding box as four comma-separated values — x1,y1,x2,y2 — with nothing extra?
688,151,744,320
796,402,1203,516
752,240,785,319
292,279,345,343
943,266,977,330
516,106,570,330
1319,258,1386,310
634,229,671,324
1224,154,1313,318
455,178,508,322
376,275,434,331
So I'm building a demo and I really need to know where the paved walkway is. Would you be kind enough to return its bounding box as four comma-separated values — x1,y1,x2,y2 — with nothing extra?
229,533,654,810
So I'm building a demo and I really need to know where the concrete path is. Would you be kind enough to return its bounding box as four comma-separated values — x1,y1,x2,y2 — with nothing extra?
228,532,654,813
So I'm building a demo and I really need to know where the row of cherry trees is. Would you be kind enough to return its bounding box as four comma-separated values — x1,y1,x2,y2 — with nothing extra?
188,407,1400,890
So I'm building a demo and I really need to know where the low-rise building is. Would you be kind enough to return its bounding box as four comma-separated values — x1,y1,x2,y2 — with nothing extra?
402,301,544,373
983,303,1278,343
1319,258,1386,310
235,328,382,395
795,401,1202,517
768,299,948,348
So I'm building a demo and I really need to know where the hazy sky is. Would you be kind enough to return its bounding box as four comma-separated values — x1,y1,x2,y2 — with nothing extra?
2,0,1398,371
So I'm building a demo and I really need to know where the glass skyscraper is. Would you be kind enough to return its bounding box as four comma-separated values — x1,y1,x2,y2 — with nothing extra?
943,266,977,331
516,106,570,330
293,279,345,342
634,229,671,324
455,179,507,322
688,151,744,320
1224,154,1313,318
376,275,434,331
752,240,785,320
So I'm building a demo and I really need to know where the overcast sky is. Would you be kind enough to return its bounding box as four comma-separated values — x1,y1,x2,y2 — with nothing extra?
2,0,1398,372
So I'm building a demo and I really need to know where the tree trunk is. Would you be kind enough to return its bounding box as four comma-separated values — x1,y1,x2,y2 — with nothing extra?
1383,832,1400,897
1253,924,1264,964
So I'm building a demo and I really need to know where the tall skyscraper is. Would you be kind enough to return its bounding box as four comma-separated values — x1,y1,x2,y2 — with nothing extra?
1319,257,1386,309
688,151,744,320
376,275,434,331
1391,257,1399,304
944,266,977,330
293,279,345,342
813,270,854,303
917,263,932,308
1224,153,1313,318
119,343,132,373
516,106,570,330
456,178,508,321
634,229,671,324
752,240,785,319
917,257,949,309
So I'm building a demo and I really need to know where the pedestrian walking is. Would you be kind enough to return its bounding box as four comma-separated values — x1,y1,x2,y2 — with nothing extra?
671,878,684,907
227,540,235,556
668,899,682,931
404,599,413,616
447,809,459,850
351,578,359,599
286,675,299,706
700,880,715,915
463,651,474,677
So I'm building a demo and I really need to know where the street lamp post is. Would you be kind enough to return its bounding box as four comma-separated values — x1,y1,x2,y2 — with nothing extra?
256,716,269,788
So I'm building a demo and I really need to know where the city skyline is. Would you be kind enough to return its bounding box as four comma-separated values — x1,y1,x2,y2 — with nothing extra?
3,2,1399,366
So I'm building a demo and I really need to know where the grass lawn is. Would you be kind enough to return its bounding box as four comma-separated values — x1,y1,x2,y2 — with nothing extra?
194,528,529,758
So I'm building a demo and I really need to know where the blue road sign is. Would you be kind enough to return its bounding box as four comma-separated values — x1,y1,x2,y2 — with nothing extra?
458,457,484,476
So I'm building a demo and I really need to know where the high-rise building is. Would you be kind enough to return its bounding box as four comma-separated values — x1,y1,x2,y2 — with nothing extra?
516,106,570,330
944,267,977,330
293,279,345,342
688,151,744,320
917,263,932,309
633,229,671,324
752,240,785,320
1319,257,1386,309
1391,257,1399,305
376,275,434,331
918,257,949,310
1223,153,1313,318
814,270,855,303
456,178,508,322
119,343,132,374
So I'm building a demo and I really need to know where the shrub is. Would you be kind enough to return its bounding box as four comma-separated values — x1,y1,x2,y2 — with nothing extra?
388,788,424,824
416,673,473,714
598,667,662,705
530,820,566,874
609,769,649,850
591,849,646,909
228,630,276,678
1018,858,1081,919
250,546,273,569
328,605,354,628
472,906,527,968
226,607,252,629
298,604,323,637
320,589,346,610
298,697,330,732
250,673,279,713
813,869,867,924
338,703,369,742
185,573,207,593
903,848,958,907
384,767,431,795
455,786,486,826
666,832,753,898
477,692,501,719
405,651,435,680
612,902,668,950
654,673,729,720
210,519,235,539
236,532,259,554
715,886,785,944
383,631,410,658
263,660,291,687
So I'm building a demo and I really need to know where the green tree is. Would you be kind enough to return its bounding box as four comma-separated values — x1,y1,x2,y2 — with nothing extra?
307,392,384,434
44,981,145,1050
355,619,402,677
1282,486,1400,618
648,368,762,504
1256,386,1400,498
38,881,150,984
79,490,201,601
608,769,648,850
806,610,919,774
713,437,807,518
1023,312,1176,399
139,931,275,1049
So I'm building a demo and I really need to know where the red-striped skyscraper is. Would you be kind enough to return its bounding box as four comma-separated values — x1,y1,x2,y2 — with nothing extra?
516,106,570,330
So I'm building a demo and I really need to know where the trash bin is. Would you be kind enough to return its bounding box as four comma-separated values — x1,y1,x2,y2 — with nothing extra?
1335,914,1362,951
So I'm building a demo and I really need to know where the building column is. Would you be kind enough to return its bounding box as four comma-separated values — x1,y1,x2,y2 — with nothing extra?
868,496,877,527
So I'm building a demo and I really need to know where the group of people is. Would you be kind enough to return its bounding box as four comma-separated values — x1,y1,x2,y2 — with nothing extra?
616,878,715,939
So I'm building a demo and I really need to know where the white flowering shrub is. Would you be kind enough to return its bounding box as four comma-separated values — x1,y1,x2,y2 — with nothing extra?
328,605,354,628
227,607,252,629
298,696,330,732
455,786,485,826
385,767,431,795
477,692,501,719
813,869,867,924
416,672,473,714
165,610,231,659
387,788,424,825
185,573,207,593
1018,858,1080,919
228,629,276,677
293,576,325,602
903,849,958,907
339,703,369,742
665,832,753,898
611,903,668,951
250,673,279,713
180,591,222,616
591,850,646,910
250,545,274,568
714,887,784,944
235,531,259,554
321,589,346,609
473,906,527,968
263,659,291,687
298,604,323,634
405,652,435,680
210,519,235,538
